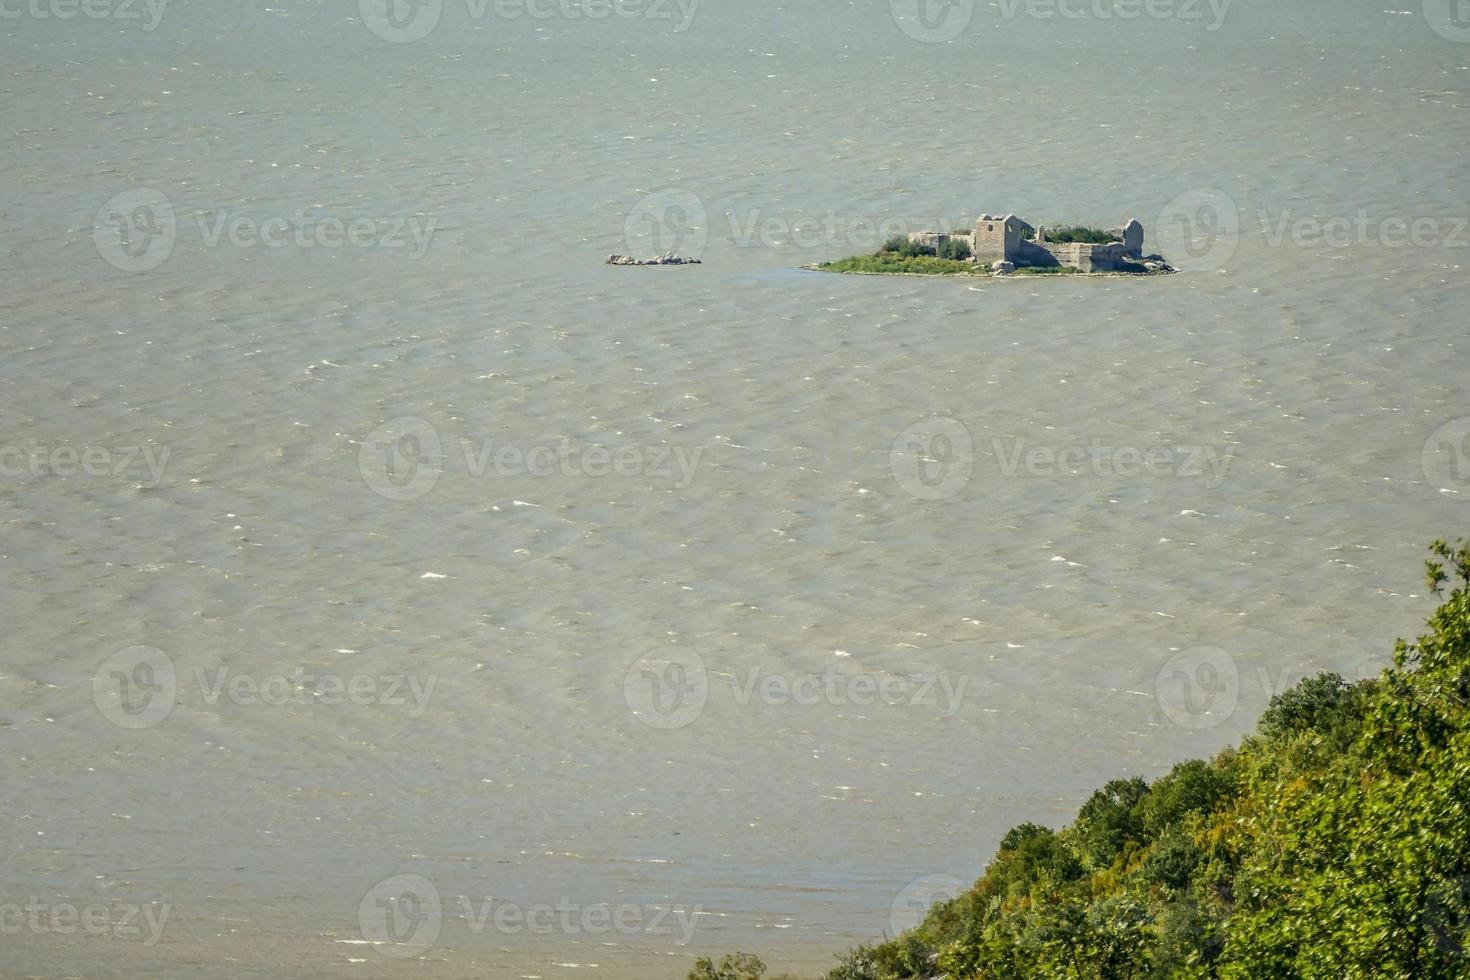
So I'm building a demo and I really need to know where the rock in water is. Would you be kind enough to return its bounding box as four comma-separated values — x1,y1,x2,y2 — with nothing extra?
606,253,702,266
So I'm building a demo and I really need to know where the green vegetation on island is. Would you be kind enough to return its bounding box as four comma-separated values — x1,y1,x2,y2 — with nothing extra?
879,234,975,262
815,237,1025,276
808,213,1175,277
692,538,1470,979
815,253,985,276
1042,226,1120,245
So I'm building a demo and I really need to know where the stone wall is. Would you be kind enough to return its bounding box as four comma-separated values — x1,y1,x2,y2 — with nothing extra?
1035,241,1132,272
1015,239,1061,267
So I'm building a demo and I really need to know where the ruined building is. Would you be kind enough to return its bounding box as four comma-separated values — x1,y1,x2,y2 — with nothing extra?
909,214,1148,273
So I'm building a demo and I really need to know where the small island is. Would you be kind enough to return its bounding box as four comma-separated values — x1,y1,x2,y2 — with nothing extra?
812,213,1177,278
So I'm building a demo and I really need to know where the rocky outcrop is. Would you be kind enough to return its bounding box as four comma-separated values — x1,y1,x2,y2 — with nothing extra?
605,253,702,266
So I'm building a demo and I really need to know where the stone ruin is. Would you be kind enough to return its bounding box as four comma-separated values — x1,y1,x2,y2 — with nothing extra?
909,214,1168,274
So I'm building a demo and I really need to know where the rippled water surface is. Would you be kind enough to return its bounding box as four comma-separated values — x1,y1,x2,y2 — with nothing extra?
3,1,1470,976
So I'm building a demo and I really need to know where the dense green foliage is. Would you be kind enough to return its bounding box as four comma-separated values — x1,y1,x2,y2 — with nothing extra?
690,952,770,980
817,254,982,276
1043,226,1120,244
875,236,973,261
693,540,1470,980
936,237,973,261
882,235,936,258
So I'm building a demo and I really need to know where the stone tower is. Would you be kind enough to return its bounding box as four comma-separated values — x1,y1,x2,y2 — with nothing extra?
973,214,1032,266
1121,218,1144,258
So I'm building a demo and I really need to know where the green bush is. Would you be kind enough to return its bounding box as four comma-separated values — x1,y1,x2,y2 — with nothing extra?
936,237,972,261
870,934,932,978
688,952,766,980
881,236,934,258
825,945,878,980
1043,225,1118,244
880,236,971,261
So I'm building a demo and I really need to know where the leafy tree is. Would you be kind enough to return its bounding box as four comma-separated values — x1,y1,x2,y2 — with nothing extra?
1138,828,1204,893
1255,671,1365,749
1071,777,1149,870
936,237,972,261
1137,760,1232,835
